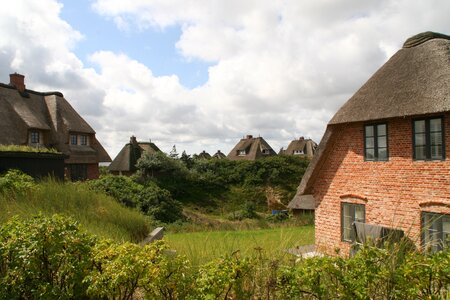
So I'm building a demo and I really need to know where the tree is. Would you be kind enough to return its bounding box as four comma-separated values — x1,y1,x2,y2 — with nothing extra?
180,150,194,169
169,145,179,159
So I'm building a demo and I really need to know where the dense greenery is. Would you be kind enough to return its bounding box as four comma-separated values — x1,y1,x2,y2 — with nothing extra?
0,170,150,242
0,144,60,153
0,214,448,299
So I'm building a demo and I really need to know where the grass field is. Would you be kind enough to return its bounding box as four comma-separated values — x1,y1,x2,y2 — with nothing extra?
0,180,151,242
166,226,314,265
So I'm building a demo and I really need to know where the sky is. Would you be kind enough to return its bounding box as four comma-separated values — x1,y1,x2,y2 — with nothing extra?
1,1,449,159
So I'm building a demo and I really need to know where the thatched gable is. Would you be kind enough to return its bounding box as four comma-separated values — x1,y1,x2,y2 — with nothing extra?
227,135,277,160
280,137,317,158
0,74,111,165
289,31,450,210
109,136,161,173
212,150,226,159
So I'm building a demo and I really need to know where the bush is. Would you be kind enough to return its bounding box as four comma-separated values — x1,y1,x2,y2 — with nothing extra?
87,175,142,207
0,169,35,193
0,214,95,299
138,183,184,223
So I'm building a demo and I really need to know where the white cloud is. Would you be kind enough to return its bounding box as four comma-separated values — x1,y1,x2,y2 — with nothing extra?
1,0,450,158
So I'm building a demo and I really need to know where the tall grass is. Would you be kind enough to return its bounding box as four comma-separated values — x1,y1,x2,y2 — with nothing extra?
166,226,314,265
0,144,60,153
0,180,150,242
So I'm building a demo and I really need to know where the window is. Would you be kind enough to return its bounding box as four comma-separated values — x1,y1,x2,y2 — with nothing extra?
30,131,40,144
262,149,270,154
422,212,449,252
413,117,444,160
80,135,88,145
68,164,87,181
70,134,78,145
294,149,304,155
341,203,365,242
364,123,388,161
238,150,246,156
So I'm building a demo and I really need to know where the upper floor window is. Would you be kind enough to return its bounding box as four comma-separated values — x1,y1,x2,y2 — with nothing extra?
30,131,40,144
413,117,444,160
70,134,77,145
262,149,270,155
80,135,88,145
294,149,304,155
341,203,365,242
238,150,246,156
422,212,449,252
364,123,388,161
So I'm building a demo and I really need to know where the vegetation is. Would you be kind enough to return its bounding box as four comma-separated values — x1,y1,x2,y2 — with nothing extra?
0,144,60,153
0,170,150,242
0,214,448,299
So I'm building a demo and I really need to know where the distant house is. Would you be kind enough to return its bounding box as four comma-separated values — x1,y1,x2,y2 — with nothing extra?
290,31,450,255
109,136,161,175
0,73,111,180
227,135,277,161
212,150,227,159
280,137,317,158
195,150,212,160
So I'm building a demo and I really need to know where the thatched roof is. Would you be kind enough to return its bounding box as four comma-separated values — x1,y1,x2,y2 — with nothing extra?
0,75,111,163
212,150,227,159
109,136,161,172
280,137,317,158
227,135,277,160
196,150,212,159
330,32,450,125
287,194,315,210
290,31,450,207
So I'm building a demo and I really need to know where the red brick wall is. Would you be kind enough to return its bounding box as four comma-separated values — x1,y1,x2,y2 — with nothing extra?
313,113,450,255
87,163,99,180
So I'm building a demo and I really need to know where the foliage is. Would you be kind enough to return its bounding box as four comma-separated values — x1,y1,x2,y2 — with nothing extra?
138,182,184,223
0,169,35,193
0,144,60,153
137,151,187,178
87,174,142,207
0,214,95,299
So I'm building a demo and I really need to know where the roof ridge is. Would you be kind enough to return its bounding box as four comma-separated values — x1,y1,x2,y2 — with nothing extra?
403,31,450,48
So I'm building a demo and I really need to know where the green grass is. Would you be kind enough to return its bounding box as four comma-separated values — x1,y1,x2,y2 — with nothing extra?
0,180,151,242
165,226,314,265
0,145,60,153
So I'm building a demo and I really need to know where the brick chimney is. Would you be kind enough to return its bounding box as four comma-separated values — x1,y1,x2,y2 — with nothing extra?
9,73,26,93
246,135,253,139
130,135,138,146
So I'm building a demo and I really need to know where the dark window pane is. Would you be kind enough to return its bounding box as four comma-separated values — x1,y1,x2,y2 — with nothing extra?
378,148,388,160
430,145,443,159
365,126,374,137
70,135,77,145
414,120,426,133
377,124,386,136
378,136,387,148
365,137,374,148
365,148,375,160
430,118,442,132
415,133,426,146
415,146,426,160
430,132,442,146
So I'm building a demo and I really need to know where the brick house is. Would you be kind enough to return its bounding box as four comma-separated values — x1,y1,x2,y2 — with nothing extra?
227,135,277,160
291,32,450,255
0,73,111,180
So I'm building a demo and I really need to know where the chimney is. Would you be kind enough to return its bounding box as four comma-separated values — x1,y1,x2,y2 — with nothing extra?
9,73,26,93
130,135,138,146
299,136,304,141
246,135,253,139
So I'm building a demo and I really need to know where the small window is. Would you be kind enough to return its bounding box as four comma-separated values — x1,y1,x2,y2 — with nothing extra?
364,123,388,161
80,135,88,145
30,131,40,144
342,203,365,242
262,149,270,154
238,150,246,156
422,212,449,252
413,117,444,160
294,149,304,155
70,134,78,145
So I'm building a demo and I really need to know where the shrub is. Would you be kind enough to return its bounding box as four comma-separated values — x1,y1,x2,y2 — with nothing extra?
0,169,35,193
87,175,142,207
0,214,95,299
138,183,184,223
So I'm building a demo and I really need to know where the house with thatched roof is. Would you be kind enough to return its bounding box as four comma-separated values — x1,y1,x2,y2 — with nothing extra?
279,137,317,158
212,150,226,159
0,73,111,180
109,136,161,175
290,32,450,256
227,135,277,161
194,150,212,160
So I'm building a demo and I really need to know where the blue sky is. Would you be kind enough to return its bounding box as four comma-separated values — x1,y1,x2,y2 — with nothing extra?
1,0,449,157
59,0,211,88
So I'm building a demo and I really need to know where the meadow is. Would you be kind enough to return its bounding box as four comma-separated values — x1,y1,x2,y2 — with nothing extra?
166,226,314,265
